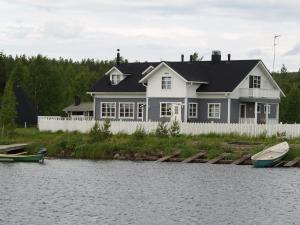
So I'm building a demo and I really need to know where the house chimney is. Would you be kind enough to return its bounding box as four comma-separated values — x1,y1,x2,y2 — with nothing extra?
74,96,81,106
211,50,221,63
190,55,193,63
227,54,231,62
116,49,120,65
181,54,184,62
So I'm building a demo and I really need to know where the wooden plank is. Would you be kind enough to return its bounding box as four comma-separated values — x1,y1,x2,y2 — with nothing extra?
207,153,230,164
182,152,206,163
232,154,251,165
283,157,300,167
274,161,286,168
0,143,29,153
156,152,180,162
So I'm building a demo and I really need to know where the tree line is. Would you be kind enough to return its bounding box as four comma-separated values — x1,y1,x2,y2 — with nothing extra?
0,52,115,135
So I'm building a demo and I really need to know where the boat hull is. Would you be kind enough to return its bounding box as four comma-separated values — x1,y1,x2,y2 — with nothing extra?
252,154,287,168
0,154,44,163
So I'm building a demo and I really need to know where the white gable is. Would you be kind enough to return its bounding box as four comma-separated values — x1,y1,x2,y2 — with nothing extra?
231,61,284,99
146,64,187,98
238,63,275,89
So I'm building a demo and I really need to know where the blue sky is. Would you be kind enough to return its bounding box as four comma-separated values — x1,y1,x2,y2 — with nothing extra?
0,0,300,71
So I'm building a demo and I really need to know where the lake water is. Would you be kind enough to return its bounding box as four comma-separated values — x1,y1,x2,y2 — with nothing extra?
1,160,300,225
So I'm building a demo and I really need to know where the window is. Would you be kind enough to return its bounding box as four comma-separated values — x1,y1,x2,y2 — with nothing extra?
249,75,261,88
208,103,221,119
101,102,116,118
162,76,172,89
257,105,261,113
119,103,134,119
111,74,121,85
160,103,172,117
137,103,145,120
264,104,271,114
189,103,198,118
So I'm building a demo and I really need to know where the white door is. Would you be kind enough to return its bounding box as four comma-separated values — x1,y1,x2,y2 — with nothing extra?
171,104,181,122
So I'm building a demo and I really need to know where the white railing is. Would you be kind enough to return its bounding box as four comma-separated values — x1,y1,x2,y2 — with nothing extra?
240,118,278,124
239,88,280,99
38,116,300,138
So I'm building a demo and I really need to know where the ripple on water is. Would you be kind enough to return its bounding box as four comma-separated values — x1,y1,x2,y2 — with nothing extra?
1,160,300,225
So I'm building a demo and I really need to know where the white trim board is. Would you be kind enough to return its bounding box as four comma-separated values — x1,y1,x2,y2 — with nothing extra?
105,66,123,75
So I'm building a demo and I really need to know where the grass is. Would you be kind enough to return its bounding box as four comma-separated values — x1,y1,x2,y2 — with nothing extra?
1,128,300,161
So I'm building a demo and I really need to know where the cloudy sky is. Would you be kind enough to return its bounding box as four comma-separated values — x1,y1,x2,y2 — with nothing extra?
1,0,300,71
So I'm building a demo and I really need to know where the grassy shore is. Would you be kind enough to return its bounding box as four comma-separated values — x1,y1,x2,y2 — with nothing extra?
1,128,300,161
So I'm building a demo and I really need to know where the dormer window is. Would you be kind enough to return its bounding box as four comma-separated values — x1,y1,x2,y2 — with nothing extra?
162,76,172,89
111,74,121,85
249,75,261,88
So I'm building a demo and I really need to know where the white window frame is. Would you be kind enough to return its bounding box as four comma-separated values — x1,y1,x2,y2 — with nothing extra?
119,102,135,119
160,102,181,118
249,75,261,88
111,74,122,85
208,103,221,119
264,104,271,114
100,102,116,119
188,103,198,118
257,104,261,114
137,102,145,120
161,75,172,90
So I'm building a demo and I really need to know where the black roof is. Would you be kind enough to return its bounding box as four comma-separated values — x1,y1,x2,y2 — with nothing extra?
90,60,260,93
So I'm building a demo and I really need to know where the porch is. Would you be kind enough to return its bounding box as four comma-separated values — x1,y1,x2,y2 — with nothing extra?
238,100,279,124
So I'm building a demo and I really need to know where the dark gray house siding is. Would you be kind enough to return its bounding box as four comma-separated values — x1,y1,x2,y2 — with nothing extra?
187,98,228,123
95,98,146,121
230,99,240,123
148,98,184,122
94,97,278,123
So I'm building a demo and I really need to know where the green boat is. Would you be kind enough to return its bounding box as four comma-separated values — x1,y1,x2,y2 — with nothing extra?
0,149,47,163
251,142,289,168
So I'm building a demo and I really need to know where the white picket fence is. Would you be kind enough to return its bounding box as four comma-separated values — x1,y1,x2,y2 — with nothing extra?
38,116,300,138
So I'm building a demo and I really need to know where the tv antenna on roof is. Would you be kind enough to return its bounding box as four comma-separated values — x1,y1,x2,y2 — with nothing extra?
272,34,281,73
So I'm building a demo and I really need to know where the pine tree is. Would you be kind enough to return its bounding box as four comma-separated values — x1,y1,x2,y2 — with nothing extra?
0,75,17,137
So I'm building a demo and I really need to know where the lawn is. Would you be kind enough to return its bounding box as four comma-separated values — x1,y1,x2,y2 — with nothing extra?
1,128,300,160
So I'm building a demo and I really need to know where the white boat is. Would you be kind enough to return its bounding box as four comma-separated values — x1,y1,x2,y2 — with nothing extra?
251,142,289,167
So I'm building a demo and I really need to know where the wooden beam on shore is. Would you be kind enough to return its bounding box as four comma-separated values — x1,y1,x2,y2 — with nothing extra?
156,152,180,162
207,153,230,164
0,143,29,153
283,157,300,167
232,154,251,165
182,152,206,163
273,161,286,168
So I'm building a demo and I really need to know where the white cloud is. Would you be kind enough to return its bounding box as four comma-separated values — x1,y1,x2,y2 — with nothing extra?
284,42,300,56
0,0,299,70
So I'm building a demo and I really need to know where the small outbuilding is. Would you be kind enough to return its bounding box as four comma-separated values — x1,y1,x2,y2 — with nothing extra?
63,96,93,118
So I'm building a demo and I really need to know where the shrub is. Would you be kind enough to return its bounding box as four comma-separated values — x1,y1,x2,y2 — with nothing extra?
89,119,112,141
133,125,147,139
101,119,112,138
90,121,101,138
169,119,180,137
155,121,169,137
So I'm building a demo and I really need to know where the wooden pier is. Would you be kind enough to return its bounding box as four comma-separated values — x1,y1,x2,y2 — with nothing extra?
182,152,206,163
207,153,230,164
0,143,29,153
